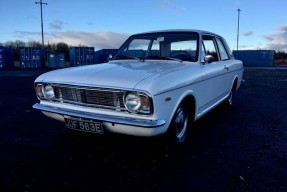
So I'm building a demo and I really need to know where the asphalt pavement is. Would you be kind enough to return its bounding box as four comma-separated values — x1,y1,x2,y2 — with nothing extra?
0,68,287,192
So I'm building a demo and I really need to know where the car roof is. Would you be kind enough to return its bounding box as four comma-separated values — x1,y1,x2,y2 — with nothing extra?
132,29,220,37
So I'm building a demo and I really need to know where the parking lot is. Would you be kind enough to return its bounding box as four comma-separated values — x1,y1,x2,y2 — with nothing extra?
0,68,287,192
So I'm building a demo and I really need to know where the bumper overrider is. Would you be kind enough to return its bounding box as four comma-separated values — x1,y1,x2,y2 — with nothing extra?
33,103,166,136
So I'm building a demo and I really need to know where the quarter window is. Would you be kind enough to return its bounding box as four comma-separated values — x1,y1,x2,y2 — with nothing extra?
216,37,229,61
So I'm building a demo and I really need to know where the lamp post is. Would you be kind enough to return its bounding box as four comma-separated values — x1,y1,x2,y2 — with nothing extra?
35,0,47,68
35,0,47,49
237,9,241,51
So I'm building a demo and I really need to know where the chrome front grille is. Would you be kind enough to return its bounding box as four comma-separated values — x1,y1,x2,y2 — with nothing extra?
56,87,82,102
53,85,126,111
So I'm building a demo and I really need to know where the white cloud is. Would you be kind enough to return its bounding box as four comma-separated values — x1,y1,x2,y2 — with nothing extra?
277,25,287,31
13,30,130,50
243,31,253,37
49,20,67,30
263,24,287,50
14,31,42,41
48,31,130,50
239,43,263,50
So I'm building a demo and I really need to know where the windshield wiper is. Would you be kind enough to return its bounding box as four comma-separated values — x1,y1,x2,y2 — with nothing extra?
112,55,140,61
144,55,182,62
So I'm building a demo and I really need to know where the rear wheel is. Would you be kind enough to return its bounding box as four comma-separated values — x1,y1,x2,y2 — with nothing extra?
226,82,237,107
226,90,233,106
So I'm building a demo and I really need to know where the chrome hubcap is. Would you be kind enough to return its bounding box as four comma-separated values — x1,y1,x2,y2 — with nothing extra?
175,107,188,140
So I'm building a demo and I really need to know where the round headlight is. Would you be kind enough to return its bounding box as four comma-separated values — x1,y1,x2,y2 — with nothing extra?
43,84,55,100
124,92,141,112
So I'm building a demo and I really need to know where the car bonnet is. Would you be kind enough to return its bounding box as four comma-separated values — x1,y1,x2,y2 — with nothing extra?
35,60,187,90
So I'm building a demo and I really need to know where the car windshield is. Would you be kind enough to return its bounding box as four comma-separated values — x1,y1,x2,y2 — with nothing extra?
113,32,199,62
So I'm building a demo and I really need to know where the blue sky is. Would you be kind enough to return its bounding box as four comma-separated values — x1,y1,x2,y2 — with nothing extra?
1,0,287,51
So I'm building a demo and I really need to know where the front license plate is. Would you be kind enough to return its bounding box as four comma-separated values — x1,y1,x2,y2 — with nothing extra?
64,117,103,134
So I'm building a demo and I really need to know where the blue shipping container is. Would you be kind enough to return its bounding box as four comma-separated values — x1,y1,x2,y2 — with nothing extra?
47,52,65,68
0,46,14,69
69,47,95,67
19,47,45,68
233,50,275,66
94,49,118,64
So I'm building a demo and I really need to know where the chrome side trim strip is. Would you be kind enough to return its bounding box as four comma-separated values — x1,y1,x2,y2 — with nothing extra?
33,103,165,128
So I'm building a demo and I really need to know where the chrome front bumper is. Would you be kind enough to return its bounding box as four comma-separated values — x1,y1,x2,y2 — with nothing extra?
33,103,165,128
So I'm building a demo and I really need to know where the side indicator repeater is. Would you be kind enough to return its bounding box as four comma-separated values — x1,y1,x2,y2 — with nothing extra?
165,97,171,102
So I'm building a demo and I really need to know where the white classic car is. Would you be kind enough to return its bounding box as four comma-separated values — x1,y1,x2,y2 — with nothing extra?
33,29,244,143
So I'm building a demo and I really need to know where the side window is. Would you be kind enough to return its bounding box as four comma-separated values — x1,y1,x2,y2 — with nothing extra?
202,35,219,61
170,40,197,61
216,37,229,61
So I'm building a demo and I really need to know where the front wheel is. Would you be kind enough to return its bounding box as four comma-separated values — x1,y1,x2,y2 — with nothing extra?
170,105,189,144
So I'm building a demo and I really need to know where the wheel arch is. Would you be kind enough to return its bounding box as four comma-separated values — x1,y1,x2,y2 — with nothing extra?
166,92,197,143
181,95,196,121
173,92,197,122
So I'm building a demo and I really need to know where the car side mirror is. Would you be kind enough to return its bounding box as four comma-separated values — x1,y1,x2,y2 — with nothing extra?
204,55,214,64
